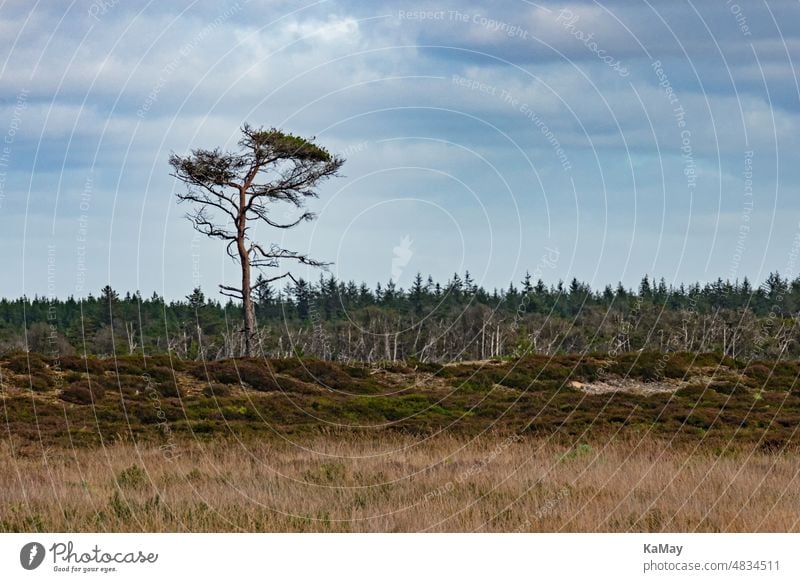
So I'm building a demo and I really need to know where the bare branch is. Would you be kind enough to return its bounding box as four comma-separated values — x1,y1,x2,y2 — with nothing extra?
249,242,332,268
219,284,244,299
186,207,237,241
176,189,238,223
250,272,293,291
225,240,239,263
246,202,315,228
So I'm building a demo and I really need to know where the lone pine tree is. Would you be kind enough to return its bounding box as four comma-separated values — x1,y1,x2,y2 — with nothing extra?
169,124,344,356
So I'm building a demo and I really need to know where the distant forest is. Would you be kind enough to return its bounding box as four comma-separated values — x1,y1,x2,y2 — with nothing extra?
3,271,800,362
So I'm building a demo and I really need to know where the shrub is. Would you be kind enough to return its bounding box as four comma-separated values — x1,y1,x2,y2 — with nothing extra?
343,365,369,378
382,362,413,374
355,394,443,421
675,383,708,401
570,360,601,382
521,359,573,382
744,364,772,384
692,352,727,368
189,359,263,385
708,381,743,395
606,352,665,380
659,355,690,379
284,359,352,390
772,362,798,377
684,410,715,430
192,359,323,393
146,354,186,370
559,443,593,462
27,376,51,392
62,370,83,383
489,370,534,390
147,366,175,383
115,464,148,489
4,352,46,374
202,383,232,398
58,355,105,374
109,374,146,397
759,437,788,454
267,358,296,373
303,462,346,485
109,358,147,376
154,381,182,398
193,421,215,434
231,361,273,388
59,380,105,405
408,361,442,374
272,376,317,394
452,372,494,393
108,491,131,520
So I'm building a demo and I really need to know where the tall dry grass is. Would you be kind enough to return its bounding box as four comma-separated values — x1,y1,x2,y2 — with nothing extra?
2,434,799,532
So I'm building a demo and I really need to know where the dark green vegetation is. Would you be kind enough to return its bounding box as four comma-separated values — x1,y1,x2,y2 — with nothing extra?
2,350,799,451
4,271,800,362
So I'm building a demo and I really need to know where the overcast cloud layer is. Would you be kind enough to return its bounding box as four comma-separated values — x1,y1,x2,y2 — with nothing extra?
1,0,799,299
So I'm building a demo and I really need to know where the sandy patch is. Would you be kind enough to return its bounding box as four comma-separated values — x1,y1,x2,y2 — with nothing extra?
568,379,682,396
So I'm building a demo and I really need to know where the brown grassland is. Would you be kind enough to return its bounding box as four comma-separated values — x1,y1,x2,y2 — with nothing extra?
2,436,800,532
1,350,800,532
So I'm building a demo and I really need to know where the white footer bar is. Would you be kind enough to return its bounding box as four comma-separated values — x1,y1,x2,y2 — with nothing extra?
1,534,796,581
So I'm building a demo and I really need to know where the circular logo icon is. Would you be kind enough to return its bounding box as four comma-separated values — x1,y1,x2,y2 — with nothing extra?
20,542,46,570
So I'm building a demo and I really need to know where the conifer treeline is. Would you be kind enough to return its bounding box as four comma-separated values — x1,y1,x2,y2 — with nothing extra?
3,271,799,362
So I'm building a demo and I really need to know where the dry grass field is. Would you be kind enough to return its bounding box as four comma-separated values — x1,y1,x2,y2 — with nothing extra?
2,434,799,532
2,351,800,532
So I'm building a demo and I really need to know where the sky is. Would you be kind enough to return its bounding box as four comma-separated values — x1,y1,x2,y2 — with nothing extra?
1,0,799,300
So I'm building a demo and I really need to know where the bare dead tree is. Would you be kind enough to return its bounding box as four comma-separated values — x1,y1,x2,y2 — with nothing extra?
124,322,138,354
169,124,344,356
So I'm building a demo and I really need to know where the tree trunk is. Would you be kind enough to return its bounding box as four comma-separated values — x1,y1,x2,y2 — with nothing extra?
238,194,256,357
